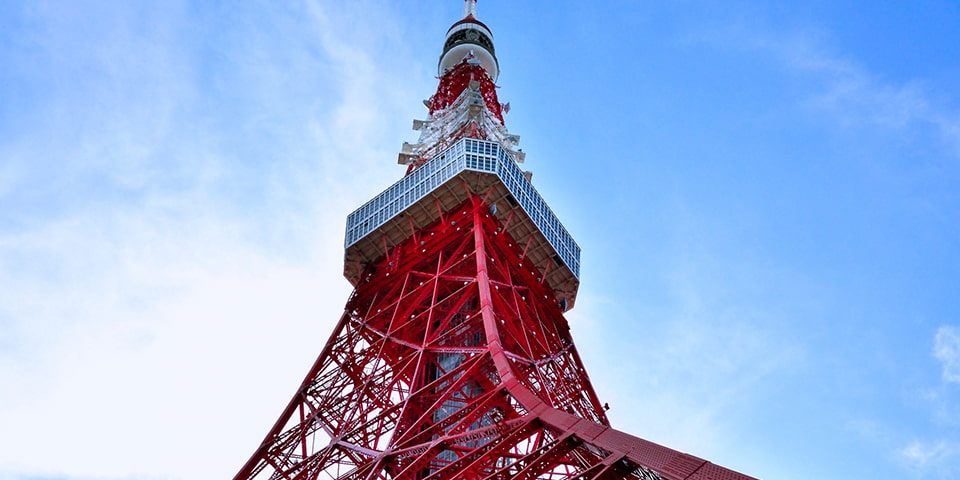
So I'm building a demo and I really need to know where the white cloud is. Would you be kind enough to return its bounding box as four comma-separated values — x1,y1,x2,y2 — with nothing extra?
934,326,960,384
692,21,960,159
775,39,960,149
0,1,433,479
883,329,960,477
569,209,807,461
898,440,960,473
0,190,348,477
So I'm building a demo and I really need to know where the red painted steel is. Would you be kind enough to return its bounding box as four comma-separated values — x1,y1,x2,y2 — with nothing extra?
429,59,503,123
234,4,759,479
233,195,758,480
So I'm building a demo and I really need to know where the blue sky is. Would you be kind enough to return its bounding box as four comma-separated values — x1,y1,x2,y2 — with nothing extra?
1,1,959,479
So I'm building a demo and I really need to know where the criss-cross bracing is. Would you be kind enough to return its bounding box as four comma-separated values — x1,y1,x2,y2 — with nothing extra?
233,2,759,479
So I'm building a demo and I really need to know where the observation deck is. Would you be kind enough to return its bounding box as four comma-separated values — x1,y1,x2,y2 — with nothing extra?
344,138,581,309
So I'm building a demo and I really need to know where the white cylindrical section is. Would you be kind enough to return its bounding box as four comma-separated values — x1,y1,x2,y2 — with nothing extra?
439,22,499,80
464,0,478,18
439,44,499,80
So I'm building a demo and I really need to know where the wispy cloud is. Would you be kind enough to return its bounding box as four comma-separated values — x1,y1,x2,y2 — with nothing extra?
882,328,960,479
934,326,960,384
0,0,429,479
690,20,960,159
898,440,960,475
570,201,807,463
773,37,960,158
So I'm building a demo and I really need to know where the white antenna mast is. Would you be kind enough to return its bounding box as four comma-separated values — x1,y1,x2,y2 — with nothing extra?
464,0,478,17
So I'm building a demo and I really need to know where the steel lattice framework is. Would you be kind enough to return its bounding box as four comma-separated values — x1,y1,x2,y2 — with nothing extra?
233,2,759,479
235,194,754,480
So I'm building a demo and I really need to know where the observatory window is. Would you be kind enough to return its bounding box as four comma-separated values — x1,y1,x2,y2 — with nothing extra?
344,138,581,277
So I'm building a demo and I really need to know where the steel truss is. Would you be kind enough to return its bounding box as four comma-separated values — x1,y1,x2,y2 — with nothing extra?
234,195,757,480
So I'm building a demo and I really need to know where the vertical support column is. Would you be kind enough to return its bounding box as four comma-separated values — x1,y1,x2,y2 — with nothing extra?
471,195,543,414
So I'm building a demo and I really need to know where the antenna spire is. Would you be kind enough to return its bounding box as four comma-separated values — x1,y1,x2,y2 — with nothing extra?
464,0,478,18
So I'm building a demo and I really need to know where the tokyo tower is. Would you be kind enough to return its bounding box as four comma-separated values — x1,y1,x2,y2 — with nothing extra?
233,2,759,479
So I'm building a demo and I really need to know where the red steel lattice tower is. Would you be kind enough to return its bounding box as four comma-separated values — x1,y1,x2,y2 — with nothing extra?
234,2,759,479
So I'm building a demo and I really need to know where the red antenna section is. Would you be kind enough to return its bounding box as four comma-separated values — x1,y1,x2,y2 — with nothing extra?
429,59,503,123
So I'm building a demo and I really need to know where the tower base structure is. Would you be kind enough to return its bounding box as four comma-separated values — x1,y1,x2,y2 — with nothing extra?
235,189,756,480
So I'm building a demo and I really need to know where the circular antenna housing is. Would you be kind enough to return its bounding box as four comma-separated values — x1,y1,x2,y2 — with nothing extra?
438,16,499,81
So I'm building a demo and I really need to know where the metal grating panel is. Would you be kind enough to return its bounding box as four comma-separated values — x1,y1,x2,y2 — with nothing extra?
345,138,581,277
